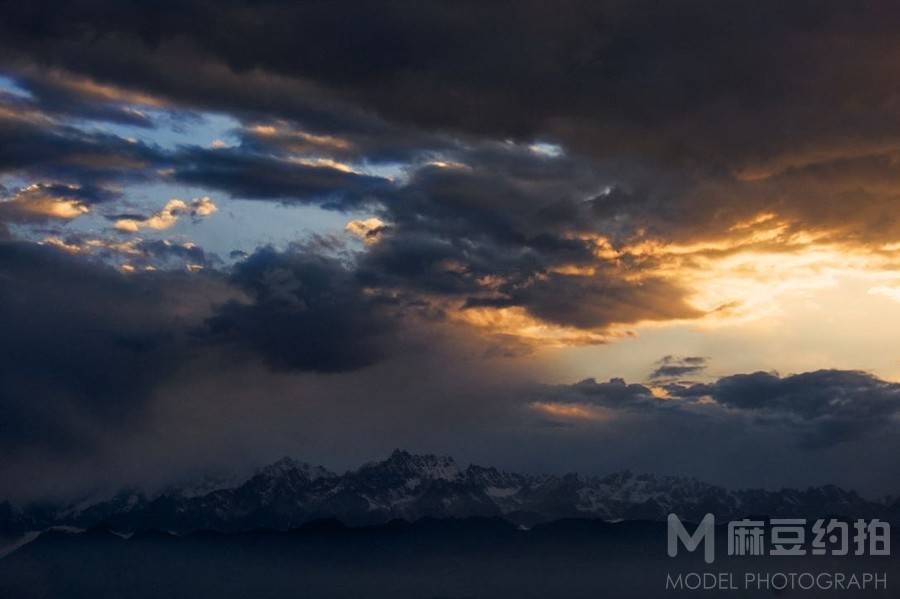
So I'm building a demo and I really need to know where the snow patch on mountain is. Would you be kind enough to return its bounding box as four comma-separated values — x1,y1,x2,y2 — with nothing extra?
2,451,897,535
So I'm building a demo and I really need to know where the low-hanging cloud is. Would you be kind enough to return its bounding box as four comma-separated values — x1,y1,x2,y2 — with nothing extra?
649,355,708,381
543,369,900,449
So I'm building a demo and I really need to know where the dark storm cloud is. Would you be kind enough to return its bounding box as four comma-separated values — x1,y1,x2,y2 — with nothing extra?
11,182,117,205
203,245,393,372
5,0,900,244
4,0,900,500
668,370,900,447
458,272,701,330
27,232,221,273
382,150,609,242
537,369,900,449
0,240,408,461
0,97,395,213
549,377,658,410
0,0,895,166
349,152,700,330
2,0,897,244
1,68,156,127
171,145,391,209
0,241,228,456
0,105,160,183
505,273,700,330
133,239,219,269
1,0,888,380
0,242,895,495
3,91,696,333
236,118,452,165
357,226,697,331
649,355,708,381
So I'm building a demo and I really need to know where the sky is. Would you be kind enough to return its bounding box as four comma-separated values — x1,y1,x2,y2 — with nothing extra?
2,0,900,500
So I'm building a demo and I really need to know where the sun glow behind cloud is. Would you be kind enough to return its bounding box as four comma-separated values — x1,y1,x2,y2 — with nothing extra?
530,401,612,422
574,212,900,331
536,215,900,383
427,208,900,383
3,63,900,385
452,305,615,348
622,218,900,329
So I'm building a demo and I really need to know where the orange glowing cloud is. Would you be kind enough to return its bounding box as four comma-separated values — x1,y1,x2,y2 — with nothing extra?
114,197,217,233
0,184,90,222
41,68,168,108
345,217,387,244
530,401,613,422
450,305,614,348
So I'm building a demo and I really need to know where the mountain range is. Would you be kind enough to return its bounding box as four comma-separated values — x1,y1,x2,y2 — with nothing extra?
3,450,899,535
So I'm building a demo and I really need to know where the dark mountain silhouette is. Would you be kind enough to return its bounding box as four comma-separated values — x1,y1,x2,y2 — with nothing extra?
2,450,897,536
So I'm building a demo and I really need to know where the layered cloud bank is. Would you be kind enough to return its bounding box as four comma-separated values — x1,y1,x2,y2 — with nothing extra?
1,1,900,499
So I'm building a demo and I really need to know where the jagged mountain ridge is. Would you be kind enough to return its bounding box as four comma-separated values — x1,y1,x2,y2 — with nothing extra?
2,450,897,534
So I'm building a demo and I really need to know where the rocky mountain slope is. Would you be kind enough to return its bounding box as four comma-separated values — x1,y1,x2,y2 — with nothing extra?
2,450,896,534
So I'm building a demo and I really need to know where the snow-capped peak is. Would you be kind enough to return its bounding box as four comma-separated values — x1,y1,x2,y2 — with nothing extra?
3,452,892,536
256,457,335,481
166,471,253,498
377,449,462,481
